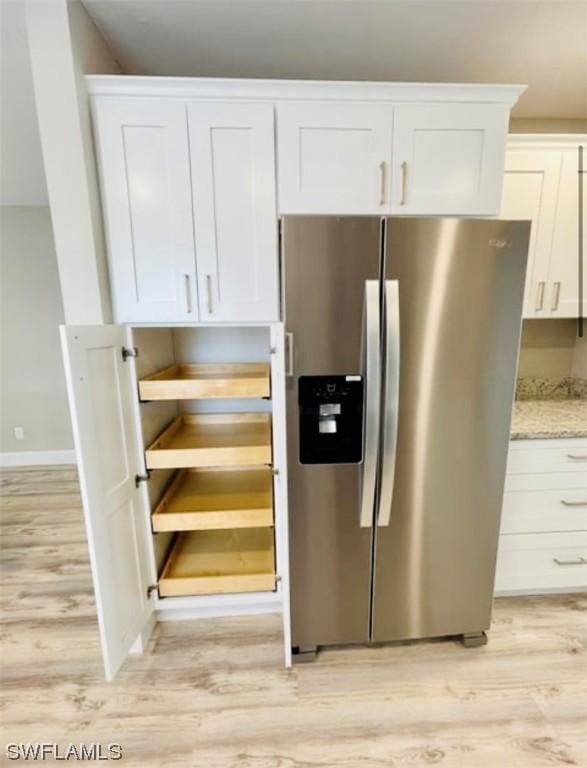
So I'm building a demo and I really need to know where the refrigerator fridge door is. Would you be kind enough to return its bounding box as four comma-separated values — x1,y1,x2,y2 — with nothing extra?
372,218,530,643
283,216,381,649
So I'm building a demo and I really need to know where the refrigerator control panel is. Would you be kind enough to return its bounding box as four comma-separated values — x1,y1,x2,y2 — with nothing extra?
298,375,364,464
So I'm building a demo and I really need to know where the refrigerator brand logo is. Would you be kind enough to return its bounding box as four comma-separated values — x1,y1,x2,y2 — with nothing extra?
488,238,512,249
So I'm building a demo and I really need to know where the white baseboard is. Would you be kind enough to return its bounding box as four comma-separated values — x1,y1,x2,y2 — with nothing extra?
0,450,77,467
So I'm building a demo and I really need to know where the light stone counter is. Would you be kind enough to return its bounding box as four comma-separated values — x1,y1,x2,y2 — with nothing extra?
510,399,587,440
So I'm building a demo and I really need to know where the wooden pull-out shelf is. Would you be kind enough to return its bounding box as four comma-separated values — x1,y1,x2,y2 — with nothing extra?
145,414,272,470
139,363,270,401
158,528,275,596
152,468,274,532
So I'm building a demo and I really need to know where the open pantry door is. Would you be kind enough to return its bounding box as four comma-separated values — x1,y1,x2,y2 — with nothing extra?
60,325,154,681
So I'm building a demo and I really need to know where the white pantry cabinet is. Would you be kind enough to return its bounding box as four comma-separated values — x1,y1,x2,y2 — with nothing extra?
93,100,198,323
501,136,586,319
277,102,394,214
61,323,291,680
188,103,279,322
391,103,509,215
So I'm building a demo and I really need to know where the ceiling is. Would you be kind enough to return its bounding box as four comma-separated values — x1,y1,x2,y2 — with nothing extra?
0,0,48,205
82,0,587,119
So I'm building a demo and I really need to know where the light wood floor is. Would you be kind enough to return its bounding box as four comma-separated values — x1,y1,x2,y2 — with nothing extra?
1,466,586,768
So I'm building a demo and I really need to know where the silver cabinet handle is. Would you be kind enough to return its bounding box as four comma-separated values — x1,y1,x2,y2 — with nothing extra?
567,454,587,461
206,274,213,314
553,557,587,566
535,281,545,311
359,280,381,529
399,161,408,206
551,281,561,311
285,332,294,377
379,161,386,206
183,274,192,314
560,499,587,507
378,280,400,528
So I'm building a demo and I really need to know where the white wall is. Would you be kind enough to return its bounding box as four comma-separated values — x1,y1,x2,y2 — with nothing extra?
0,207,73,454
25,0,121,325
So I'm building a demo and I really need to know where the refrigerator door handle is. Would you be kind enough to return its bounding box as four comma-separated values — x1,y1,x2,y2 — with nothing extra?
378,280,400,527
359,280,381,528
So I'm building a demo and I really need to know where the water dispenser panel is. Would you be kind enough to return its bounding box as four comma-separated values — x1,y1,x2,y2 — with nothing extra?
298,375,364,464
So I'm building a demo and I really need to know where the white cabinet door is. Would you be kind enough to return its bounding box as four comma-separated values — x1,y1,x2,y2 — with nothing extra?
188,103,279,322
60,325,153,681
391,104,509,215
93,99,197,323
277,102,394,214
548,147,586,318
500,150,562,318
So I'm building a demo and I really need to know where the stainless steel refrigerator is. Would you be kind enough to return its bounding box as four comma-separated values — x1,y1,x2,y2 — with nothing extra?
283,217,530,656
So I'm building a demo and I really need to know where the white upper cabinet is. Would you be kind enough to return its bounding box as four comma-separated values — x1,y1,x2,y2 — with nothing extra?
188,103,279,322
500,149,562,318
93,99,198,323
391,104,509,215
277,103,394,214
549,147,586,319
501,138,586,319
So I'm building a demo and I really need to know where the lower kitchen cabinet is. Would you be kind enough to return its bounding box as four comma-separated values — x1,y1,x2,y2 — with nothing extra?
496,438,587,595
60,323,290,680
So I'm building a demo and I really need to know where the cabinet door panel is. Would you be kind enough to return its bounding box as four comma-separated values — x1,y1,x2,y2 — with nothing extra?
60,325,153,681
93,99,197,323
548,146,586,318
500,150,562,318
277,103,393,214
392,104,508,215
189,103,279,322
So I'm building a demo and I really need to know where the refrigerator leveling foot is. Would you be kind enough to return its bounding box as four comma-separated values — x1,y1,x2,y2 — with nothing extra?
292,646,318,663
461,632,488,648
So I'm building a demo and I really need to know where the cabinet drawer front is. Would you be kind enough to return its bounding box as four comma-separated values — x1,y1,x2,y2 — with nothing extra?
507,440,587,474
495,532,587,593
501,486,587,534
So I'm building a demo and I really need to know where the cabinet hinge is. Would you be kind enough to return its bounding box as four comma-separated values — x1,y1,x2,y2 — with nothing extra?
121,346,139,361
146,584,158,599
135,471,151,487
271,467,279,476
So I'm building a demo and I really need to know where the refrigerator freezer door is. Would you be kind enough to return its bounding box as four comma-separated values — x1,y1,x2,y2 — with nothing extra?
372,218,530,642
283,216,380,649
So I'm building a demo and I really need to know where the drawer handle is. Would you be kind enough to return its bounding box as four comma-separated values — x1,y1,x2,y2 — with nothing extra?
183,274,192,314
567,454,587,461
379,161,386,205
553,557,587,567
560,500,587,507
206,274,213,314
400,161,408,206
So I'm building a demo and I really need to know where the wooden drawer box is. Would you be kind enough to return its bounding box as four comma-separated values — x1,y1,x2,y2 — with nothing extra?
495,531,587,593
145,413,272,470
158,528,276,597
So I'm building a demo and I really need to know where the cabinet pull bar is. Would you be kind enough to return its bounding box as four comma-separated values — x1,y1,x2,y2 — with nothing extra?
567,454,587,461
553,557,587,567
535,281,545,311
560,499,587,507
379,161,386,205
285,332,294,377
206,274,213,314
183,274,192,313
400,161,408,206
551,281,561,311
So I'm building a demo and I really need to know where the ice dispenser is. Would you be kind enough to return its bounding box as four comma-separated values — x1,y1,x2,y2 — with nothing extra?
298,375,364,464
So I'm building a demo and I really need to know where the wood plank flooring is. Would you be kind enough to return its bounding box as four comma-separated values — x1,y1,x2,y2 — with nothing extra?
1,465,586,767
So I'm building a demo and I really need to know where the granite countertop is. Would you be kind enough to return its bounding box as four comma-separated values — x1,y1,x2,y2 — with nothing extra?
511,399,587,440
